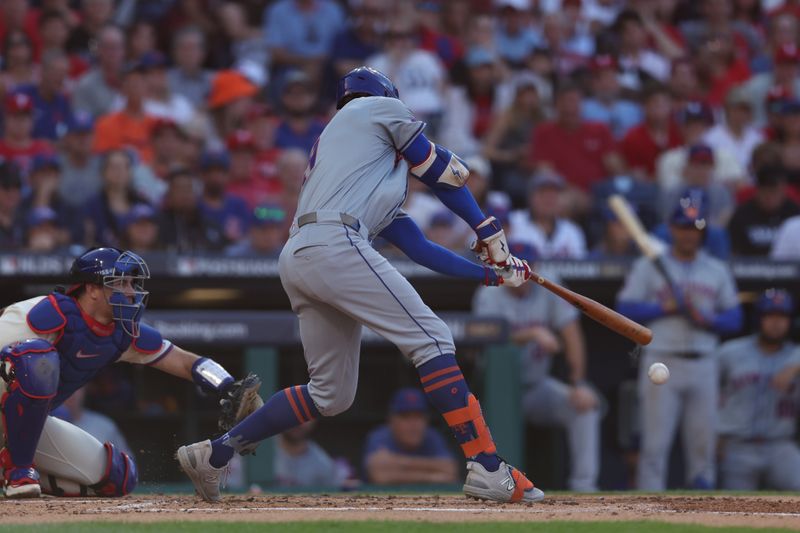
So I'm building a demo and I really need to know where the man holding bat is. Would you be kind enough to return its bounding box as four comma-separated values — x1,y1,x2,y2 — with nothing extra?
616,193,743,490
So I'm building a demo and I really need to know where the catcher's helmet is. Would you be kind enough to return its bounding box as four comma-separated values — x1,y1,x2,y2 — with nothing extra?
755,288,794,316
336,67,399,109
670,187,708,231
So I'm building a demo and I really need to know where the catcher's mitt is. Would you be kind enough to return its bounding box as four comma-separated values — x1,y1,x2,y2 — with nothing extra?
218,373,264,434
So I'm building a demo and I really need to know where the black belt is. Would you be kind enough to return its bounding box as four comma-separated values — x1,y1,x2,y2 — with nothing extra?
297,212,361,232
673,352,702,360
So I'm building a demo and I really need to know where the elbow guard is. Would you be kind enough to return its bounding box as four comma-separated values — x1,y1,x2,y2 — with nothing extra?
407,140,470,189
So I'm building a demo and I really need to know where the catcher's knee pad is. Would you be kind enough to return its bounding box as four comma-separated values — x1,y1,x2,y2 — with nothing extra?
89,442,137,497
1,339,60,399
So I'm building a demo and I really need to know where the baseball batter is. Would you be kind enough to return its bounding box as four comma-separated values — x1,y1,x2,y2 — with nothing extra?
617,192,742,490
178,67,542,503
0,247,259,498
717,289,800,490
472,243,600,492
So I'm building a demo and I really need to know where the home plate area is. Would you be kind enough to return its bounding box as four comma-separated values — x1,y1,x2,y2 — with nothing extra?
2,494,800,528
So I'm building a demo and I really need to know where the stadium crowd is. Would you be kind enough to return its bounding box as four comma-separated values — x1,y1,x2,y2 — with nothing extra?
2,0,800,260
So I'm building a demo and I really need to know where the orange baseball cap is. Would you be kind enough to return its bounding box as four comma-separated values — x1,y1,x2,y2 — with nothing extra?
208,70,258,109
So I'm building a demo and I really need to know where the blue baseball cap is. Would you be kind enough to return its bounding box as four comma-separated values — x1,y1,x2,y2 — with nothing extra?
201,149,231,170
27,206,58,227
430,210,455,227
66,111,94,134
31,153,60,173
123,203,157,229
252,204,286,227
389,388,428,414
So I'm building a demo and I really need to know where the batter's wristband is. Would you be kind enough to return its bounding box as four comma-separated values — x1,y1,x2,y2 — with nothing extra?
475,217,502,241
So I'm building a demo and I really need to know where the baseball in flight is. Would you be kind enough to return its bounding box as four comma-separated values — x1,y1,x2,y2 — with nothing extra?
648,362,670,385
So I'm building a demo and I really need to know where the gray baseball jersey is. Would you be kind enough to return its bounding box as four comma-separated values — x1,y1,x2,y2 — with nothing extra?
279,95,455,417
617,251,739,355
472,274,600,492
472,270,578,386
717,335,800,440
295,96,424,239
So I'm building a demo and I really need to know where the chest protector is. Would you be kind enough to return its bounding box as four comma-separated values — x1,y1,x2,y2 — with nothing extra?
26,293,141,407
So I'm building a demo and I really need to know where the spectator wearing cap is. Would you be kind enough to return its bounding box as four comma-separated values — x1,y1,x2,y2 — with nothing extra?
92,59,157,164
24,206,65,252
581,54,643,140
619,85,682,181
0,161,25,249
589,205,640,259
509,172,587,259
0,91,53,178
207,69,258,144
330,0,387,79
0,29,38,97
83,149,150,248
763,85,792,141
528,83,620,198
484,75,547,202
367,19,446,128
656,101,744,190
703,87,764,171
742,43,800,126
217,2,270,87
729,165,800,256
262,0,345,85
274,71,326,154
57,112,102,209
424,209,462,251
167,27,213,109
20,153,81,244
72,25,125,118
140,51,195,126
653,186,732,260
37,9,89,81
198,149,250,245
615,10,670,92
494,0,542,68
225,204,287,258
661,144,735,227
363,387,457,485
439,48,500,156
589,174,661,246
473,242,599,492
121,203,160,254
225,129,281,209
274,420,350,489
159,167,225,253
18,50,73,141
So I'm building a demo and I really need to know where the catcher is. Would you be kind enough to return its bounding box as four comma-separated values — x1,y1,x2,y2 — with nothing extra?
0,247,262,498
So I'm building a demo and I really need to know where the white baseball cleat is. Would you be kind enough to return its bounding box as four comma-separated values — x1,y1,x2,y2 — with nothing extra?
463,460,545,503
4,466,42,499
176,440,225,502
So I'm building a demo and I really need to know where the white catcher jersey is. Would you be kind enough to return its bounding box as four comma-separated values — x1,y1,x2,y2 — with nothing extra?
717,335,800,440
295,96,425,239
0,296,170,364
472,269,579,386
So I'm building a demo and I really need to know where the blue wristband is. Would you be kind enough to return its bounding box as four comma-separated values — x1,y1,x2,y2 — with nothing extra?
191,357,234,395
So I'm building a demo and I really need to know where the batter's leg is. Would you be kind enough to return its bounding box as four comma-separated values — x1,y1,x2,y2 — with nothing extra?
765,441,800,491
719,441,763,490
680,358,718,488
523,378,600,492
637,355,682,491
208,299,360,467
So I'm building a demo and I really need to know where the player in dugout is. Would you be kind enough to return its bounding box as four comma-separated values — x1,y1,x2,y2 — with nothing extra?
0,247,262,498
178,67,542,504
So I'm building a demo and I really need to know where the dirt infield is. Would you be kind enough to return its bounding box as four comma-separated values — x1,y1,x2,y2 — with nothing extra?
2,494,799,529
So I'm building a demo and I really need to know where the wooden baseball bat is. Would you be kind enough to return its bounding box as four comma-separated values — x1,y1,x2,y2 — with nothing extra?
529,272,653,346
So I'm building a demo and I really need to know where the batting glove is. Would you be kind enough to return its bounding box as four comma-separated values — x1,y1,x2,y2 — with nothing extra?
494,255,531,287
473,216,510,266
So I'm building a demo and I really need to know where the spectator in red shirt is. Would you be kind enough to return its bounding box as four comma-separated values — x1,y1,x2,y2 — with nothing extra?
225,129,279,208
528,82,620,195
0,91,52,179
619,84,682,180
245,103,282,184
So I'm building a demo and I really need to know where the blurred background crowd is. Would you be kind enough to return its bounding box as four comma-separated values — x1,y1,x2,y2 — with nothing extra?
3,0,800,260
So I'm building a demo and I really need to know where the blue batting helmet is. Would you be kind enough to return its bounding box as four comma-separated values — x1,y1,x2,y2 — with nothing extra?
755,288,794,316
68,247,150,337
670,187,708,230
336,67,399,109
